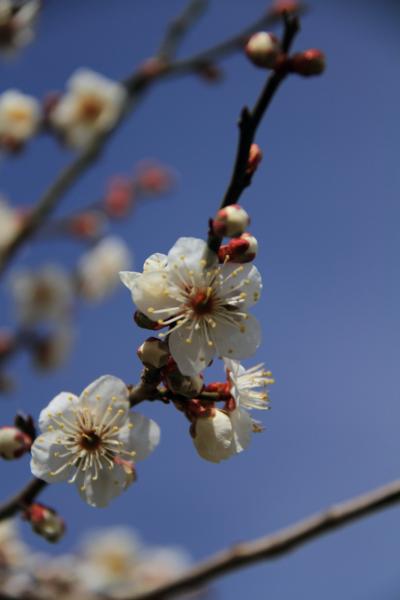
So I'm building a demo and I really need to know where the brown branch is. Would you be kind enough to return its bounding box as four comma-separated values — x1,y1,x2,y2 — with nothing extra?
125,478,400,600
157,0,209,62
206,13,300,256
0,3,302,277
0,477,46,520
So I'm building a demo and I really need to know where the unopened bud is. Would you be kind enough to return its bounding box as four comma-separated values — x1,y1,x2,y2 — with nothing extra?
245,32,281,69
134,311,164,330
246,144,263,175
0,426,31,460
212,205,250,238
269,0,301,16
69,210,105,239
290,49,325,76
104,177,134,218
135,161,174,195
137,337,170,369
218,232,258,263
24,504,65,543
165,370,204,399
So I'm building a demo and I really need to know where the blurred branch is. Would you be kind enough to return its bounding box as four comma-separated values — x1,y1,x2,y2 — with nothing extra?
157,0,209,62
207,13,300,256
127,479,400,600
0,477,46,520
0,2,303,277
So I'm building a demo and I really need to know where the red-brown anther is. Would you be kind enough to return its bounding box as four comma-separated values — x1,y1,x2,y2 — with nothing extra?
24,504,65,543
104,176,134,218
246,143,263,175
0,426,32,460
289,49,326,76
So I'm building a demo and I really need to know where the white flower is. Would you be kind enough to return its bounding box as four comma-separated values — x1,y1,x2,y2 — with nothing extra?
0,0,40,56
78,236,132,301
0,90,40,146
32,325,75,371
224,358,273,410
50,69,127,148
30,375,160,507
10,264,74,325
0,520,28,570
0,197,19,251
120,237,262,376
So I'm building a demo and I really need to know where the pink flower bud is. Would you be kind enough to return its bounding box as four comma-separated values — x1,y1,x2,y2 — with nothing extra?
212,205,250,238
24,504,65,543
0,426,31,460
137,337,170,369
104,176,134,218
68,210,105,239
135,161,174,195
290,49,326,76
218,232,258,263
268,0,301,16
245,32,281,69
246,144,263,175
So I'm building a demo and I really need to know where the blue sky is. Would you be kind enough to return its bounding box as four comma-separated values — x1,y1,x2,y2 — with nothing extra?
1,0,400,598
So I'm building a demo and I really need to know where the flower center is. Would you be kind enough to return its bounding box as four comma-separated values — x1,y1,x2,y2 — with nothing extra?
79,97,104,122
190,288,213,315
79,430,101,451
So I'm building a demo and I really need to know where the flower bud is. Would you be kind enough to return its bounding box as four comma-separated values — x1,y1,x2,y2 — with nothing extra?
245,32,281,69
212,205,250,238
104,176,134,218
290,49,326,76
135,161,174,195
192,410,235,463
24,504,65,543
164,369,204,398
0,426,32,460
134,310,164,330
68,210,105,239
218,232,258,263
246,143,263,175
137,337,170,369
268,0,301,16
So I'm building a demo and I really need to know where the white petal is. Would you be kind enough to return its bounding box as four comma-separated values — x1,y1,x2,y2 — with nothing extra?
193,410,234,463
167,237,216,275
30,431,73,483
229,408,253,453
168,326,215,376
77,464,131,508
119,270,141,290
130,271,175,318
143,253,168,272
219,263,262,308
120,413,160,461
80,375,129,416
214,314,261,360
38,391,79,431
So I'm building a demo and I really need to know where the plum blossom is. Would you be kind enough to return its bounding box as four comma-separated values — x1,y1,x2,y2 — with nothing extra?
120,237,262,376
0,0,40,56
30,375,160,507
10,264,74,325
0,197,20,251
77,236,132,301
0,90,41,148
192,359,273,463
50,69,127,148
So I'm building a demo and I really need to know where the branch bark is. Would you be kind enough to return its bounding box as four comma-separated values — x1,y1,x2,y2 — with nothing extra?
126,478,400,600
0,477,46,520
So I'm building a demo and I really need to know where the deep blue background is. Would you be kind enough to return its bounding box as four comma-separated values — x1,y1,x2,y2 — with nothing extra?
1,0,400,598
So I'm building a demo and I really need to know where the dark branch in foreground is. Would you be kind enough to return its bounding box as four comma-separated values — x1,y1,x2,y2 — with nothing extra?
0,3,301,277
126,479,400,600
0,477,46,520
207,14,300,256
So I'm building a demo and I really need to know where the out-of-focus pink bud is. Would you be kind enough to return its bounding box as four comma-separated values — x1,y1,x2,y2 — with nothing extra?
245,32,281,69
138,57,168,80
246,143,263,175
268,0,301,16
0,426,32,460
68,210,105,239
104,176,134,218
290,49,326,76
137,337,170,369
218,232,258,263
212,205,250,238
24,504,65,543
135,161,174,195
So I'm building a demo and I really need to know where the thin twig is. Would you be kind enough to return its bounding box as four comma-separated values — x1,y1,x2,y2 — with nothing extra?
125,478,400,600
0,4,302,277
0,477,46,520
206,14,300,256
157,0,209,62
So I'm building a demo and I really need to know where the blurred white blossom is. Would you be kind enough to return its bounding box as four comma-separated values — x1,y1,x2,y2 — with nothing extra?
50,69,127,148
10,264,74,326
30,375,160,507
0,90,41,147
78,236,132,301
0,0,40,56
120,237,262,376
